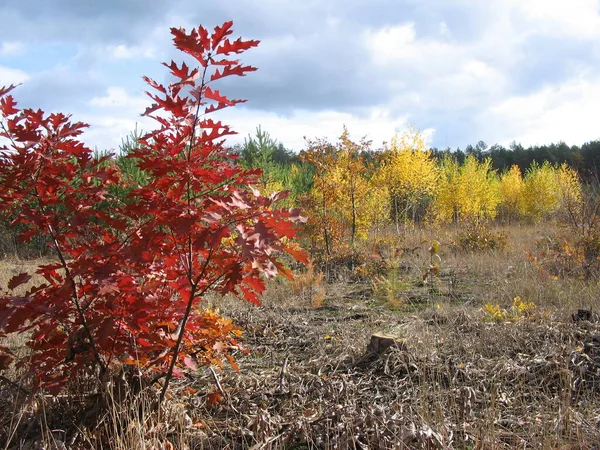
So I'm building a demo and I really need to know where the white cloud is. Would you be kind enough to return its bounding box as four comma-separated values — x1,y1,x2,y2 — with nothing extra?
84,87,432,152
481,73,600,146
220,106,434,151
438,21,450,37
433,59,507,106
77,103,435,154
364,23,417,63
362,21,511,113
4,0,600,152
108,44,156,60
0,41,24,57
510,0,600,39
0,66,30,86
79,115,152,152
89,87,148,109
82,87,156,151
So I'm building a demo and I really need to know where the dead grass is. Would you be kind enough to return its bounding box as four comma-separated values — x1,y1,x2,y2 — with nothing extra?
0,257,49,296
1,223,600,449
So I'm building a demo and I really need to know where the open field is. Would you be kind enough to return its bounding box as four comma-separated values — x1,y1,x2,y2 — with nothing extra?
1,223,600,449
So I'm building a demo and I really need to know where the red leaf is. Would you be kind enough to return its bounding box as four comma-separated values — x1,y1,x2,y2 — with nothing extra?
1,95,19,116
204,87,233,106
210,64,258,81
213,341,227,353
211,21,234,50
8,273,31,291
206,390,223,406
286,246,309,264
17,228,39,244
225,354,240,372
170,26,210,66
162,61,199,85
0,84,19,98
142,76,166,94
0,353,13,371
216,37,260,55
0,19,309,396
137,338,153,348
262,216,298,239
183,355,198,371
288,208,308,223
204,102,229,115
245,275,265,296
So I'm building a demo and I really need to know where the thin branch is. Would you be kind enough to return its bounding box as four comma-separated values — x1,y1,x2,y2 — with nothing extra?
47,223,107,375
209,366,225,397
278,355,289,393
158,271,225,403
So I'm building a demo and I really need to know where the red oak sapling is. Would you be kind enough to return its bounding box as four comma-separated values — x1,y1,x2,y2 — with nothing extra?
0,21,307,399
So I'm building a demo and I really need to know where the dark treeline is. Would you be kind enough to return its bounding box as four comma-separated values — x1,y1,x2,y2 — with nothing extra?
230,128,600,182
430,140,600,181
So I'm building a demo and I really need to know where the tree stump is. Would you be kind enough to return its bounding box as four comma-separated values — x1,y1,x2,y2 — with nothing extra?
366,333,407,355
572,309,599,323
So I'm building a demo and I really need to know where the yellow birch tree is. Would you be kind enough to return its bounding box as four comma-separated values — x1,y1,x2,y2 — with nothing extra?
499,165,524,222
300,127,387,255
456,155,501,223
430,154,500,225
375,129,438,232
519,161,561,222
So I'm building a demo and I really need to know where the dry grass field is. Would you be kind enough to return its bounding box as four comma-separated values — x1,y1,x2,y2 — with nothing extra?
1,223,599,449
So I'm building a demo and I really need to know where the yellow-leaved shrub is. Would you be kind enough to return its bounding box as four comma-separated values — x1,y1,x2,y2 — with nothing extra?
499,165,523,222
374,128,438,230
430,154,500,225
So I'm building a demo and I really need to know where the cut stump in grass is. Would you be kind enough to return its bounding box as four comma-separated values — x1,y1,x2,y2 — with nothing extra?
351,333,407,368
572,309,599,323
366,333,407,355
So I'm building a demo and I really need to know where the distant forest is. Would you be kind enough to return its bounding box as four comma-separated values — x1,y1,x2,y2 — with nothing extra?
232,135,600,182
429,140,600,182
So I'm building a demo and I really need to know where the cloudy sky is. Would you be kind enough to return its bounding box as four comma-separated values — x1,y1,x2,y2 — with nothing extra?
1,0,600,153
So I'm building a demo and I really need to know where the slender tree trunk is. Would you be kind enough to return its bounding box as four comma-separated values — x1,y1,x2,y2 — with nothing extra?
159,284,197,404
322,186,331,256
350,187,356,247
394,196,400,235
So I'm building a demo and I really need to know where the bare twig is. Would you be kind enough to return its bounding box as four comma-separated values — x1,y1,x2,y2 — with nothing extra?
209,366,225,397
278,356,289,392
0,375,31,397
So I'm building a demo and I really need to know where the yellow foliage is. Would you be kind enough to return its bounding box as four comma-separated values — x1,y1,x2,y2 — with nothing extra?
482,303,506,322
300,127,386,254
430,154,500,224
330,127,385,243
500,165,523,220
457,156,500,222
519,161,560,222
454,222,508,251
429,155,460,224
555,163,583,215
260,178,285,197
375,128,438,228
372,273,409,307
512,296,536,316
518,162,582,223
482,296,537,322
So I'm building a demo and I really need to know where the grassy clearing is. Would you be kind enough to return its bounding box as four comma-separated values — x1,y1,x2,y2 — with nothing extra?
1,223,599,449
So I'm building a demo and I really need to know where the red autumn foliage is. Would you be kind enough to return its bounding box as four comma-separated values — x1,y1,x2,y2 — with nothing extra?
0,21,307,398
